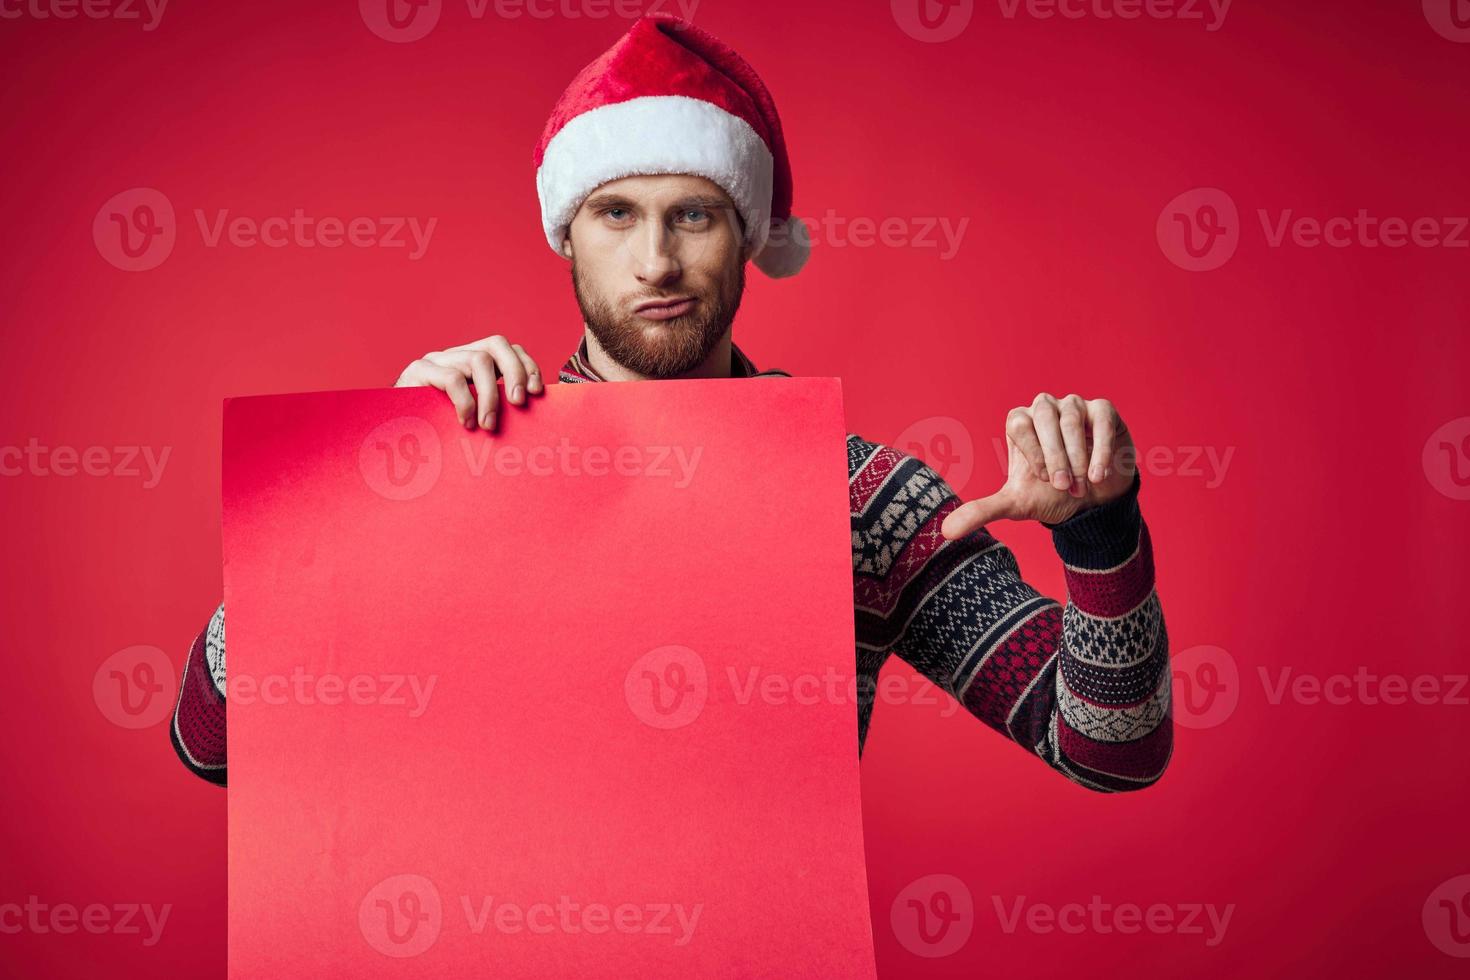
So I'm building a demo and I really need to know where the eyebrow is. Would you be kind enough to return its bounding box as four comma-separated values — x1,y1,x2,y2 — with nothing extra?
582,193,732,213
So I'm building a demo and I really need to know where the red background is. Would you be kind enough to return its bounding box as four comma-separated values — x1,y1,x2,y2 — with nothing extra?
2,0,1467,976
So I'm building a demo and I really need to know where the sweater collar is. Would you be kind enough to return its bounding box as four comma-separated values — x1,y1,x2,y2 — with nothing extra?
559,334,786,384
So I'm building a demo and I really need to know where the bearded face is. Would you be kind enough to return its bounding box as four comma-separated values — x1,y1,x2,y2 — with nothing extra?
572,253,745,379
563,174,749,379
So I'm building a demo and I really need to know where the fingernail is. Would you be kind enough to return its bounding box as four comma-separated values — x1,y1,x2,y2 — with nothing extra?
485,411,496,431
1089,465,1103,483
464,416,475,430
512,384,524,403
1052,470,1070,489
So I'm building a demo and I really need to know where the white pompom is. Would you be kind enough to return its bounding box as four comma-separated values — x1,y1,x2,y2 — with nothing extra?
752,215,812,279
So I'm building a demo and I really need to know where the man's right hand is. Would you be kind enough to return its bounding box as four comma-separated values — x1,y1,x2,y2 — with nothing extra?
395,334,544,432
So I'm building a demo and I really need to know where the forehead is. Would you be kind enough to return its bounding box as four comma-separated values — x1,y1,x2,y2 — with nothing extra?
582,173,732,207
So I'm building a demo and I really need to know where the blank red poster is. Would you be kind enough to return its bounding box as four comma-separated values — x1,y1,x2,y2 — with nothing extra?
222,377,876,979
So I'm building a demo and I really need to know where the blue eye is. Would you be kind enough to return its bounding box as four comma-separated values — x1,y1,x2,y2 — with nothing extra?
679,209,711,224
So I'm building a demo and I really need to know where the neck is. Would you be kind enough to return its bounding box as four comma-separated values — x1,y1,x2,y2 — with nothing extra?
582,326,734,381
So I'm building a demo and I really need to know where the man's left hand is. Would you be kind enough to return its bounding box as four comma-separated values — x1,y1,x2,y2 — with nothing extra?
940,393,1137,539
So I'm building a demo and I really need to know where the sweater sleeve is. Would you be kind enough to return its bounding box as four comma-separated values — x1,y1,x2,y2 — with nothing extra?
851,438,1171,792
169,601,228,786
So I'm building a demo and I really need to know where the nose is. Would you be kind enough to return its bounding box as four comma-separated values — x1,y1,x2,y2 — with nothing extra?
630,218,683,288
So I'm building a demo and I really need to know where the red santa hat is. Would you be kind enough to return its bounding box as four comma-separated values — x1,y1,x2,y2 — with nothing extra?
534,13,810,279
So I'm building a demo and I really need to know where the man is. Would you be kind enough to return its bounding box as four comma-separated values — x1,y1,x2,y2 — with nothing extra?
171,13,1171,793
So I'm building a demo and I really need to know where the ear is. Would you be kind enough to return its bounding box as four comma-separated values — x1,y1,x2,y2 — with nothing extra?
559,234,574,260
740,239,757,264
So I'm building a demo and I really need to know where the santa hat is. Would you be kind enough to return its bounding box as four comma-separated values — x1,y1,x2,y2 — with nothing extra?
534,13,810,279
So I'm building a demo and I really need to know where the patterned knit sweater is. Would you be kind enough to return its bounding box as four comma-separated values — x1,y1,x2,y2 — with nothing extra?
172,341,1172,792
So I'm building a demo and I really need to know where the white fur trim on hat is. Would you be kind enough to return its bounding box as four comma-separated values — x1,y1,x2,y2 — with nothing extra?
536,94,775,256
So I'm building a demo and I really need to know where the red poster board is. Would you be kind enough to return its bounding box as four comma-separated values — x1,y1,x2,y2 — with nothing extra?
223,377,876,978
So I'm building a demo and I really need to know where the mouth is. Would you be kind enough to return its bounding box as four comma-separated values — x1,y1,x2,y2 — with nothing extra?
634,296,697,321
